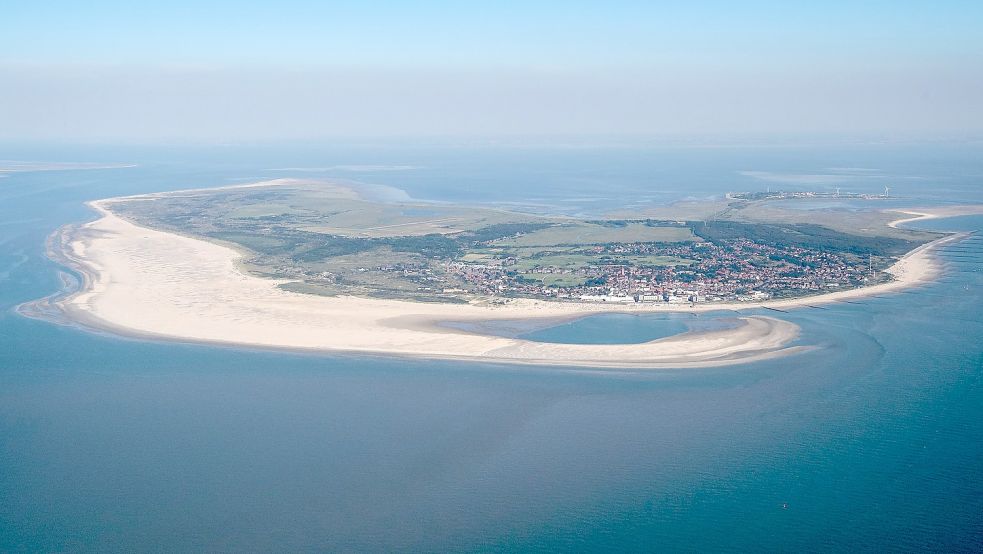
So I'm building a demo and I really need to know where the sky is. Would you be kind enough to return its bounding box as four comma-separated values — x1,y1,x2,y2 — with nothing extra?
2,1,982,142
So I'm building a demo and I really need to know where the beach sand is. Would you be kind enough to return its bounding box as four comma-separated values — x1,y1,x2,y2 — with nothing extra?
887,205,983,229
38,198,970,369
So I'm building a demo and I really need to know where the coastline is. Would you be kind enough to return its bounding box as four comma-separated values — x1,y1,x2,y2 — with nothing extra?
886,205,983,229
26,198,814,369
20,195,972,369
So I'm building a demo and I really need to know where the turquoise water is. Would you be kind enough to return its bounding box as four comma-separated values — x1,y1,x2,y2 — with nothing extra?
1,145,982,551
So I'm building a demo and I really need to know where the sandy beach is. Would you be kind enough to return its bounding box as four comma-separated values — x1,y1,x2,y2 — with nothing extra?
887,205,983,228
32,197,972,369
35,198,812,369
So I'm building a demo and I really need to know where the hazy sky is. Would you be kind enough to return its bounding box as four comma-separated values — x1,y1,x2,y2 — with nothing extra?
2,1,982,142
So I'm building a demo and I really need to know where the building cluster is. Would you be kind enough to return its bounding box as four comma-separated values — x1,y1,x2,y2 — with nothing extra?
727,190,889,201
435,239,873,303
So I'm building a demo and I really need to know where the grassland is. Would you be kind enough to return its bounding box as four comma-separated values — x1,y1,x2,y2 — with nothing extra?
620,197,941,241
108,179,943,302
491,222,696,247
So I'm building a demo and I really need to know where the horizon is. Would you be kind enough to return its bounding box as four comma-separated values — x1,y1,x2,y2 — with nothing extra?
3,1,983,142
3,4,983,550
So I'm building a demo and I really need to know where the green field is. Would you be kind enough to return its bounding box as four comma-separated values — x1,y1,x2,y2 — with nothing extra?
492,222,696,247
512,254,599,271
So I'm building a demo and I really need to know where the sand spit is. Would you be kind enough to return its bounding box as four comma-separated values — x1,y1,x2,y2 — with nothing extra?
887,205,983,229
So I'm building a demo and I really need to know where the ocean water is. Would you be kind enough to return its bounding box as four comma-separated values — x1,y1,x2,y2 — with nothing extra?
1,143,982,551
445,313,737,345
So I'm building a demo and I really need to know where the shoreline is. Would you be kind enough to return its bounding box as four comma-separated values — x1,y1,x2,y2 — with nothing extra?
23,200,811,369
886,205,983,229
19,194,974,369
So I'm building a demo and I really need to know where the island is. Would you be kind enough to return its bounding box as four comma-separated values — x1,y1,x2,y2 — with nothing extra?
27,178,975,368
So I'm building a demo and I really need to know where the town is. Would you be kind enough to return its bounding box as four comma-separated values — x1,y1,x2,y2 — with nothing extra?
380,235,880,304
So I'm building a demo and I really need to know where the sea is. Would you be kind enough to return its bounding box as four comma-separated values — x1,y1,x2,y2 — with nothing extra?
1,140,981,552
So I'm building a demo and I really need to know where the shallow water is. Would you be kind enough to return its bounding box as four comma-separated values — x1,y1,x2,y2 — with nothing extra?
443,312,704,344
473,312,739,345
1,145,981,551
520,313,693,344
